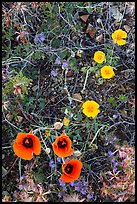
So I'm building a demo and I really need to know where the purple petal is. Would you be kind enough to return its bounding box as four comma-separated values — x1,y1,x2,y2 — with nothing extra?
87,192,94,199
62,61,68,67
55,57,61,65
51,70,57,77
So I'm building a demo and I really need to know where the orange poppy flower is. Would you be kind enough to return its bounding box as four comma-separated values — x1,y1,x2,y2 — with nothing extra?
13,130,41,160
60,158,83,182
52,132,74,157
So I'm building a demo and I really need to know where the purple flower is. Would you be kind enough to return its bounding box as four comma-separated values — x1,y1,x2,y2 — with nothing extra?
108,150,113,157
113,167,117,173
49,160,54,166
57,157,62,163
81,190,87,195
58,192,62,198
58,179,66,187
69,181,75,187
83,181,88,186
63,186,67,191
49,160,56,169
55,57,61,65
62,61,68,67
75,186,80,191
34,33,46,44
111,159,119,167
18,185,23,191
51,69,58,77
87,192,94,199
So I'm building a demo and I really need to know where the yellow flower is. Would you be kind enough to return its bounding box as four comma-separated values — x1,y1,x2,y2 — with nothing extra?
63,117,70,126
94,51,105,63
101,66,115,79
82,100,100,118
112,29,127,46
43,130,51,137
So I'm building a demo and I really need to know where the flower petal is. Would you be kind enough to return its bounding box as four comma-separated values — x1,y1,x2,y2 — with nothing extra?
117,39,126,46
52,133,74,157
61,159,83,182
31,135,41,155
13,141,33,160
15,132,27,144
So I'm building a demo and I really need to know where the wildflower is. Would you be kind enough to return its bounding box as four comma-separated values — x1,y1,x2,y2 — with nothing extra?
51,69,58,77
58,178,66,187
58,192,62,198
63,117,70,126
13,130,41,160
13,83,22,95
49,160,56,170
60,158,83,182
69,181,75,187
18,185,23,191
101,66,115,79
81,190,87,195
112,29,127,46
57,157,62,162
94,51,105,63
44,130,51,137
108,150,113,157
82,100,100,118
34,33,45,44
62,61,68,68
54,122,63,130
55,57,61,65
52,132,74,157
16,29,29,41
107,169,121,181
87,192,94,199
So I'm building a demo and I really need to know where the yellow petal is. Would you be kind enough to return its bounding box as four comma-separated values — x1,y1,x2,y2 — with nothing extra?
117,39,126,46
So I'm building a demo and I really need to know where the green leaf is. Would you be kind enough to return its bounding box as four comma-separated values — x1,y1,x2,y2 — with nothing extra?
118,94,128,103
98,78,104,85
39,101,45,109
77,113,83,121
107,97,117,107
86,7,93,14
83,163,90,169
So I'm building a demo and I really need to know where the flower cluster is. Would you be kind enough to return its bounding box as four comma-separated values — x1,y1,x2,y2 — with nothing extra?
52,132,83,182
94,50,115,79
101,144,135,202
93,29,127,80
13,131,83,183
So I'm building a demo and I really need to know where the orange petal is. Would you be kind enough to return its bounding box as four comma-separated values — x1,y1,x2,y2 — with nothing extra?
16,132,27,144
13,141,33,160
28,129,33,135
52,144,74,157
60,173,76,182
61,159,83,182
52,134,73,157
31,135,41,155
